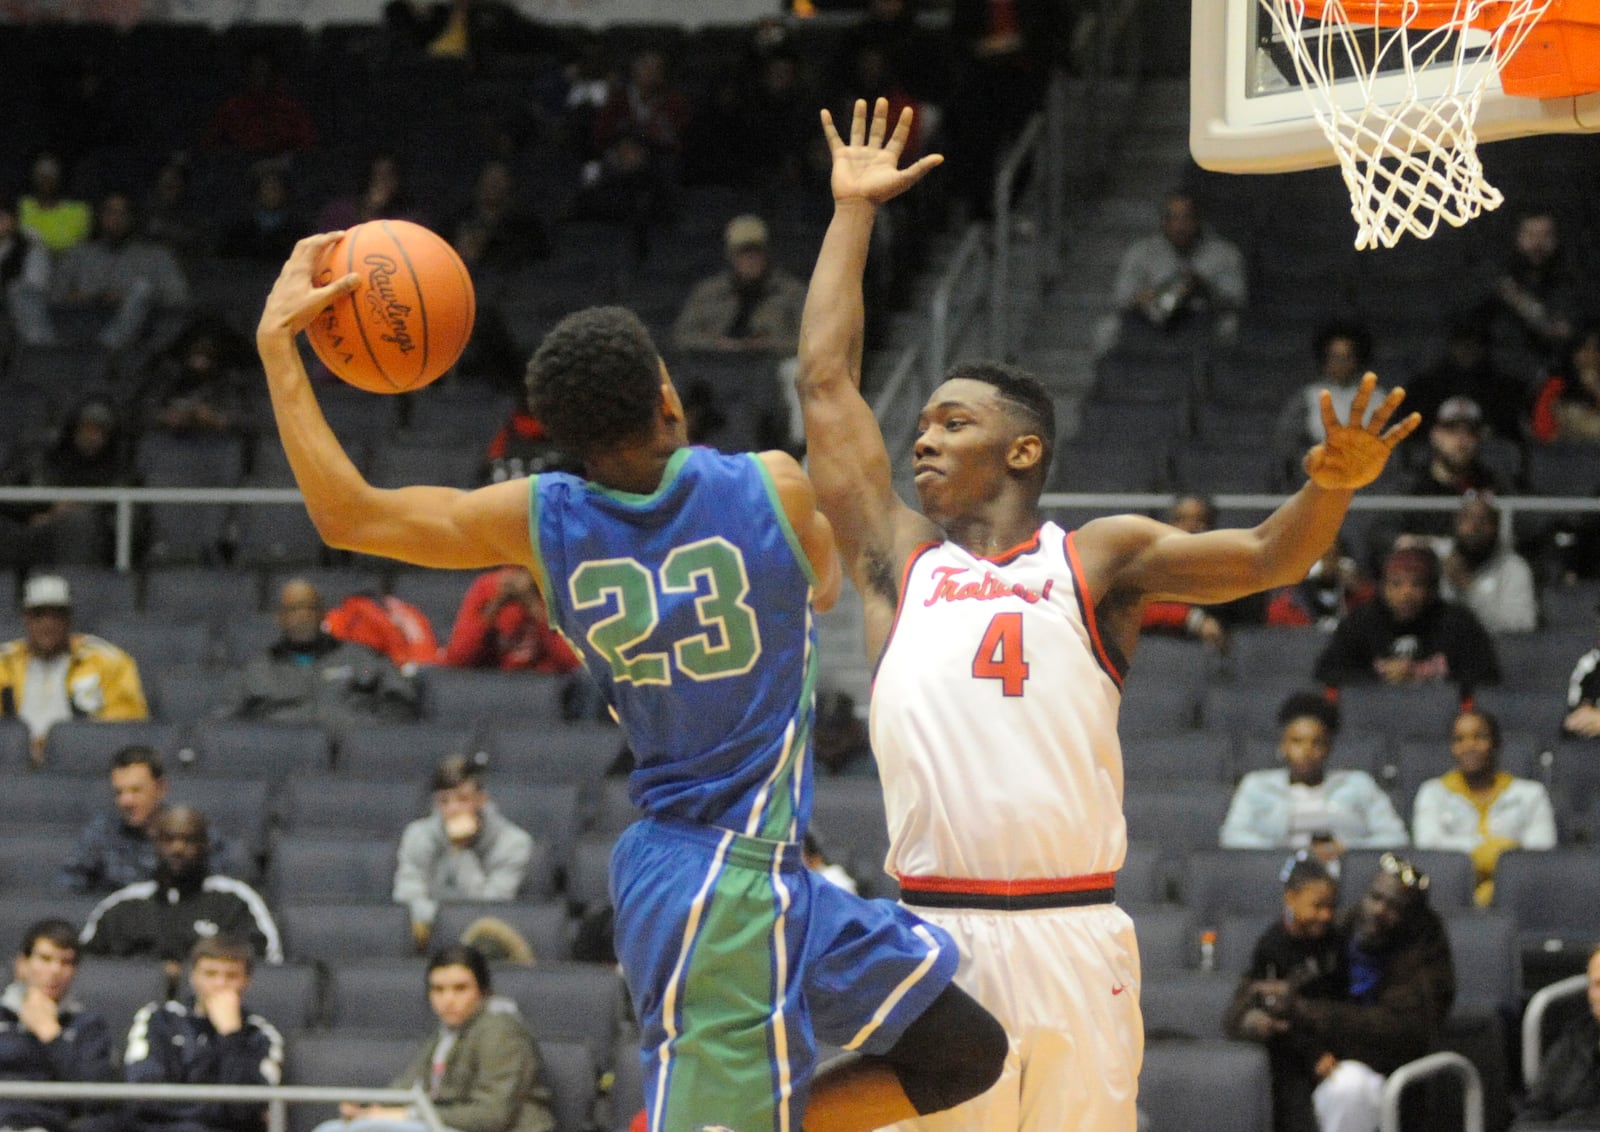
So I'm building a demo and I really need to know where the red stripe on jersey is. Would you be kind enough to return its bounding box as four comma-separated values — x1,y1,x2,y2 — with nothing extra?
1063,530,1125,689
896,872,1118,896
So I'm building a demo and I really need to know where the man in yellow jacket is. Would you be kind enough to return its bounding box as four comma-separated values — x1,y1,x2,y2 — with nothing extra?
0,575,148,765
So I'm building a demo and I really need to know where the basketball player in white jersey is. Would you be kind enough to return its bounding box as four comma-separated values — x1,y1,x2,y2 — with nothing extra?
796,99,1421,1131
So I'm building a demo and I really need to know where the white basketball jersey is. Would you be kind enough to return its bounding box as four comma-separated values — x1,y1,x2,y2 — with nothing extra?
870,522,1127,882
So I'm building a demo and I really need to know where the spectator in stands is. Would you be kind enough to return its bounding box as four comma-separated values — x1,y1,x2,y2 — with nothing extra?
216,167,305,264
0,918,117,1132
123,935,284,1132
51,191,191,352
203,51,317,158
1400,396,1505,537
139,319,257,441
59,745,240,895
78,806,282,973
1,190,56,347
736,48,818,188
1563,605,1600,740
1519,943,1600,1126
1111,190,1246,347
1314,545,1502,694
1140,494,1265,650
141,158,207,264
1261,855,1454,1132
221,579,420,733
322,590,439,674
672,214,806,356
449,160,550,275
316,154,425,233
1403,313,1525,440
1266,538,1376,632
0,575,149,766
1531,322,1600,446
1430,493,1538,633
1224,854,1350,1132
1220,692,1408,859
309,944,555,1132
393,755,536,953
18,153,90,255
1273,322,1386,489
593,48,690,174
442,566,580,673
1475,206,1578,374
478,403,570,485
1412,709,1555,906
0,400,136,571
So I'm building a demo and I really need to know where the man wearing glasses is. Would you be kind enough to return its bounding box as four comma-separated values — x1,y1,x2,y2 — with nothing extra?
1240,854,1456,1132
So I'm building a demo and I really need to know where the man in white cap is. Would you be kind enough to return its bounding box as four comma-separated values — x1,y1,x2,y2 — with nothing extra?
0,574,148,765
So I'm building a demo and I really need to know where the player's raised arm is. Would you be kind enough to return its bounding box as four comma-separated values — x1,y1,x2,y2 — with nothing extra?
256,233,529,570
797,99,943,580
1087,373,1421,606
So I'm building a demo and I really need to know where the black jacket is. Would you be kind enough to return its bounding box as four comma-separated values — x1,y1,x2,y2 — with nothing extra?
78,874,282,965
123,997,283,1132
1314,598,1501,693
0,981,116,1132
1523,1011,1600,1125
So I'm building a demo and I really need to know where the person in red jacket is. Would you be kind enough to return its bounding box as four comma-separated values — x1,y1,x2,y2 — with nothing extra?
442,566,580,673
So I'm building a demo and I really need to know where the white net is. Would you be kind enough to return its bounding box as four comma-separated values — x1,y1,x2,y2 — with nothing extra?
1260,0,1553,249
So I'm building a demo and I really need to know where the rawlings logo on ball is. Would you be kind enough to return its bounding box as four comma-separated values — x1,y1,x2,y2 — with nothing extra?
362,254,418,354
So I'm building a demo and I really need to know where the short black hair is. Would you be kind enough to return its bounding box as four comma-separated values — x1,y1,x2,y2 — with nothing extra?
943,360,1056,472
526,306,663,459
431,753,483,793
19,918,79,958
428,943,492,993
1281,854,1337,894
111,745,164,778
1277,691,1340,736
1312,320,1373,369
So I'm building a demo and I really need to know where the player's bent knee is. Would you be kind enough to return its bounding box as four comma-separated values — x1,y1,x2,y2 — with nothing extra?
882,983,1007,1115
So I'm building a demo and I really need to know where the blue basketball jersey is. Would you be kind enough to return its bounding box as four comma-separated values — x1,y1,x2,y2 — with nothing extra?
530,447,819,841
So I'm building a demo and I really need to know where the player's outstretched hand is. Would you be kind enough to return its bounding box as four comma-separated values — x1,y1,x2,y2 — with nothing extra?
258,232,360,342
822,97,944,207
1302,372,1421,490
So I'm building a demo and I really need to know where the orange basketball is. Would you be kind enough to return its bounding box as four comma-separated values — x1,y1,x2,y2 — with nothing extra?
306,219,476,394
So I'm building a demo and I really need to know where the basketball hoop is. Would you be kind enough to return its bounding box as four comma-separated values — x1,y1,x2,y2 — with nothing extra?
1260,0,1559,249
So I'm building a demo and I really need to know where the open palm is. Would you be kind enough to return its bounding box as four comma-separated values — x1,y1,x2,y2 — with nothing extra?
823,98,943,206
1303,373,1421,489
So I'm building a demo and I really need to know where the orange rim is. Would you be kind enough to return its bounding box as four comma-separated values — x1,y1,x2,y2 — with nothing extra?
1294,0,1515,33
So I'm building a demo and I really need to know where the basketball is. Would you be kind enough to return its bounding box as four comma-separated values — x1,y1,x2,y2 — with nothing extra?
306,219,476,394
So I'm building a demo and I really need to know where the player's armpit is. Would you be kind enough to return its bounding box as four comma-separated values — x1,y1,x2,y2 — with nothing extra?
757,450,843,612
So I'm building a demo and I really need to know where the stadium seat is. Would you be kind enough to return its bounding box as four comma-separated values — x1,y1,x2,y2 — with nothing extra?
285,1033,418,1132
1116,676,1201,736
1336,684,1464,739
1215,911,1273,975
422,668,567,726
1226,628,1329,684
232,504,328,569
432,901,575,964
387,568,481,639
368,445,479,490
1123,783,1235,862
480,721,622,784
1340,850,1477,912
810,779,891,882
93,615,214,668
145,663,231,723
1494,849,1600,954
610,1035,644,1132
1077,398,1190,444
70,958,171,1058
1494,631,1594,691
247,962,325,1034
323,959,436,1032
7,775,101,831
1140,970,1238,1041
566,835,617,913
1201,682,1310,737
536,1038,600,1132
1541,582,1600,628
138,433,247,487
494,962,627,1064
588,778,643,839
1180,850,1293,924
1172,446,1277,493
0,717,31,770
279,902,415,964
1526,444,1600,496
216,614,283,666
0,831,81,894
335,722,477,779
142,503,234,567
1129,636,1223,685
48,566,138,628
278,776,425,835
269,835,398,904
1122,732,1231,784
187,719,334,777
1048,443,1170,493
1140,1040,1272,1132
40,720,187,777
143,567,263,621
1445,910,1521,1017
1128,905,1198,972
1471,687,1567,738
1120,841,1165,906
487,781,585,876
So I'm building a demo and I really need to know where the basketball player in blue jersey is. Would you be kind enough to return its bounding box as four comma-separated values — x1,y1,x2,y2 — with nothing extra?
796,100,1423,1131
256,250,1006,1132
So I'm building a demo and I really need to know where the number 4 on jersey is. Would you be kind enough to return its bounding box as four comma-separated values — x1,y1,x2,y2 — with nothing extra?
972,611,1029,696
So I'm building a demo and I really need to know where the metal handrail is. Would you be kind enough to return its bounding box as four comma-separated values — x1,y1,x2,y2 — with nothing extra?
1379,1050,1483,1132
1521,972,1589,1086
990,111,1045,360
929,224,991,390
0,1081,445,1132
